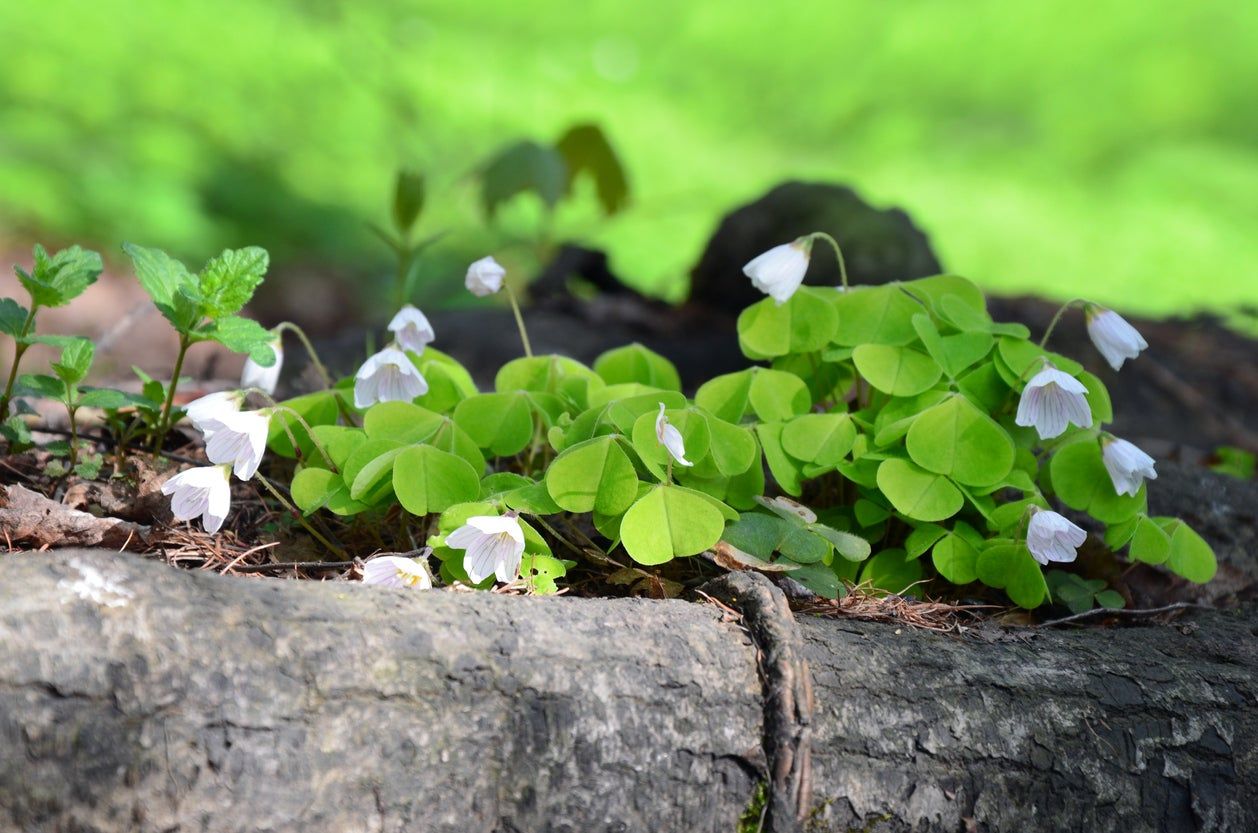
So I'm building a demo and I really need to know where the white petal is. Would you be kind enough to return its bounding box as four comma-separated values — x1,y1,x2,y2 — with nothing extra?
388,305,436,353
465,514,525,544
742,241,810,305
466,256,506,297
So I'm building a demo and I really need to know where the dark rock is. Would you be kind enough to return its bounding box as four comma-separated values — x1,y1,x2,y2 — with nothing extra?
689,181,943,314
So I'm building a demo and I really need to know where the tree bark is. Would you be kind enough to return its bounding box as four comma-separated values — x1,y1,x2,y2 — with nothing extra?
1,550,1255,833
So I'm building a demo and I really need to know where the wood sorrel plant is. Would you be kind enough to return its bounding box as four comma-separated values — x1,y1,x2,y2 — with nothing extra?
244,235,1216,609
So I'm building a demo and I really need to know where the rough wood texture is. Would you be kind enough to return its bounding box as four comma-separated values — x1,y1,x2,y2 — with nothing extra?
1,550,1256,833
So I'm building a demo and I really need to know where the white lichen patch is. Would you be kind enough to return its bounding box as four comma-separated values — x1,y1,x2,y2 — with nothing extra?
58,557,135,609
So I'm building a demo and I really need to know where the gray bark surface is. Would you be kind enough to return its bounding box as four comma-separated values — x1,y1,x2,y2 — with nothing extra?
1,550,1256,833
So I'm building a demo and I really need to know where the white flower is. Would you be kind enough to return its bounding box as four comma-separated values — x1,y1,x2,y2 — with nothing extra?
465,256,506,297
161,465,232,534
742,238,812,305
362,555,433,589
240,335,283,396
445,514,526,584
1101,436,1157,497
204,409,271,480
1086,306,1147,371
655,403,693,467
183,390,244,434
388,305,436,354
353,347,429,409
1015,363,1093,439
1026,508,1086,566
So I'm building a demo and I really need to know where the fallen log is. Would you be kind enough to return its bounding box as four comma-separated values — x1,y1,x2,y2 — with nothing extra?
1,550,1255,833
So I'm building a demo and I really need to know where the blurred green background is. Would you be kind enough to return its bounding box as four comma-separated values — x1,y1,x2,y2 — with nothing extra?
2,0,1256,325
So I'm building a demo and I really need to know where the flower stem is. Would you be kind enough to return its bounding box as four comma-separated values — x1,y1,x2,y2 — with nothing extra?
1039,299,1086,349
67,404,79,467
249,391,338,471
254,472,347,558
0,304,39,421
504,285,533,358
153,333,191,453
810,232,850,290
275,321,333,389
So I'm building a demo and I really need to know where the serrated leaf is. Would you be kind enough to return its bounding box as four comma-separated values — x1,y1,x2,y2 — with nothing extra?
0,298,29,337
123,243,195,325
198,247,268,319
200,315,277,364
50,338,94,386
480,140,567,219
16,244,103,308
555,123,629,216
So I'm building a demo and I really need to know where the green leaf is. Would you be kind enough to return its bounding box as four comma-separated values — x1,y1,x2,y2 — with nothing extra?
545,435,639,515
956,362,1010,413
976,541,1048,608
78,387,132,409
555,123,629,216
593,343,681,391
997,336,1083,377
392,169,426,235
123,243,196,328
392,445,482,516
349,447,407,500
50,338,94,386
480,140,567,219
912,313,994,378
197,247,268,319
808,523,872,561
755,422,803,496
15,244,103,308
860,549,923,596
781,413,856,467
905,523,947,559
1128,515,1172,564
452,392,535,457
932,528,982,584
307,424,366,470
905,395,1014,487
620,484,725,565
0,298,29,337
200,315,277,364
721,512,791,559
1050,440,1145,523
876,458,963,522
15,373,66,400
698,411,759,477
1161,519,1217,583
853,344,942,397
291,468,366,516
363,401,445,444
737,288,838,358
267,391,342,459
900,275,987,316
1078,371,1113,424
495,354,603,408
747,368,812,422
503,480,563,515
831,285,920,346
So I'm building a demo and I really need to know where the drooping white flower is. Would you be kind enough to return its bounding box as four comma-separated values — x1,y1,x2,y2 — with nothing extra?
362,555,433,589
1101,436,1157,497
388,304,436,354
1026,507,1087,566
465,256,506,298
1086,306,1148,371
353,346,429,409
161,464,232,534
655,402,693,467
183,390,244,435
240,334,283,396
204,409,271,480
445,513,526,584
1015,363,1093,440
742,238,812,305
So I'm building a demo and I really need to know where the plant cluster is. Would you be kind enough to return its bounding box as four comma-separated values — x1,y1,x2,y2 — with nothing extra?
2,230,1217,612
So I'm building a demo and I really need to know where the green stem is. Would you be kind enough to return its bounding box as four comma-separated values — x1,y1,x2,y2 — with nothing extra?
0,304,39,421
153,333,191,453
66,403,79,467
254,472,347,558
1039,298,1085,350
274,321,333,389
505,285,534,358
810,232,849,290
248,391,338,471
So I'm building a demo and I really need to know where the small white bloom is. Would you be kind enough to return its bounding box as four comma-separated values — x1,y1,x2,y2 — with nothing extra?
388,305,436,354
742,238,812,305
362,555,433,589
183,390,244,435
240,335,283,396
353,347,429,409
445,514,526,584
655,403,693,467
1015,363,1093,440
1086,306,1148,371
1026,508,1086,566
465,256,506,297
204,409,271,480
1101,436,1157,497
161,465,232,534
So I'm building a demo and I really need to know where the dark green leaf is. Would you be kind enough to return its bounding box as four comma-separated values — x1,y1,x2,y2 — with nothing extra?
555,123,629,216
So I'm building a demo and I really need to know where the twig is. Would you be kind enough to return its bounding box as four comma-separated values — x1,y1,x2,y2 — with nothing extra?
1035,602,1212,629
231,560,358,574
